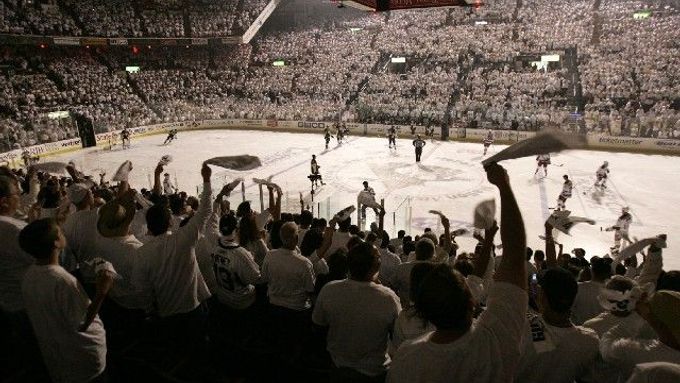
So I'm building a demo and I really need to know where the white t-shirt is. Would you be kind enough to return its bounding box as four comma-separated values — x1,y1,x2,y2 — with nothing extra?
515,314,599,383
390,307,435,355
327,230,351,256
601,317,680,381
212,238,261,310
379,247,401,288
627,362,680,383
261,248,315,310
391,260,429,307
0,215,32,312
132,182,213,317
61,209,99,264
92,234,149,310
572,280,606,325
313,279,401,376
387,282,528,383
22,265,106,383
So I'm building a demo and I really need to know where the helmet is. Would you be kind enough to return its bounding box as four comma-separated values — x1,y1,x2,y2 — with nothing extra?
603,161,609,167
622,206,630,213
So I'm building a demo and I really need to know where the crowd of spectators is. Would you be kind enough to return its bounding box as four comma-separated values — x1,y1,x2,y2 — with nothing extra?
1,0,680,151
2,159,679,382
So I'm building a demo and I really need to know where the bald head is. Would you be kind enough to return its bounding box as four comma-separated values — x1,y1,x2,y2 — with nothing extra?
280,222,299,250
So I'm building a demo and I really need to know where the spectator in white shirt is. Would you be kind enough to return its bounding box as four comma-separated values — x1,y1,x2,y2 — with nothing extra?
515,267,599,383
387,163,529,383
0,173,48,378
261,221,315,360
94,189,150,330
20,218,114,383
601,290,680,381
132,162,213,348
390,262,436,356
572,256,612,324
313,240,401,382
391,237,435,307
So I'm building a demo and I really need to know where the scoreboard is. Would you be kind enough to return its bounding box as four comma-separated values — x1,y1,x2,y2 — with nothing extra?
342,0,481,11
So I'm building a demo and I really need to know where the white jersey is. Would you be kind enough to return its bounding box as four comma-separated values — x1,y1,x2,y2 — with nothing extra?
537,154,551,163
560,180,573,198
616,213,632,233
596,166,609,178
212,238,261,310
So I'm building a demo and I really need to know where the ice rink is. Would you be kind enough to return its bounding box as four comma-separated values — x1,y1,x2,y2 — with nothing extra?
53,129,680,269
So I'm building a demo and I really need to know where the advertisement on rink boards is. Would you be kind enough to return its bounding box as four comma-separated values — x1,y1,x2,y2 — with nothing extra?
587,135,680,153
465,128,537,142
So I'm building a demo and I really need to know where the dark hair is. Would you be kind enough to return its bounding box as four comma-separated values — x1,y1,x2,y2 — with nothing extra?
380,231,390,249
219,213,238,236
347,242,378,280
186,196,199,211
397,230,405,238
415,264,473,331
300,228,323,257
365,232,378,244
526,247,534,260
269,220,284,249
238,214,259,247
169,194,186,215
539,268,578,314
657,270,680,292
348,225,360,235
534,251,545,261
327,248,349,279
0,175,17,198
591,257,612,280
146,204,172,236
236,201,252,218
93,188,114,203
453,259,474,277
19,218,60,259
415,238,435,261
300,210,313,227
338,217,351,231
410,262,437,302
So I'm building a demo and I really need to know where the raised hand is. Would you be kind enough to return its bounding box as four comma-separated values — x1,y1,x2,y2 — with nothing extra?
484,162,509,188
201,162,212,182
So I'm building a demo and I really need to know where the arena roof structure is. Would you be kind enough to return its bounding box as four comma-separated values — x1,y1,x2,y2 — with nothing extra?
342,0,482,11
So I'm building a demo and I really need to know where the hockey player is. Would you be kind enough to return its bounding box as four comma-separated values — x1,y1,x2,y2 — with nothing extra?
163,129,178,145
121,128,131,149
309,155,325,188
556,175,573,211
336,124,344,145
358,181,382,219
410,125,417,136
387,126,397,149
594,161,610,190
22,148,32,168
605,206,633,252
535,154,551,177
324,128,333,150
413,135,426,162
483,130,494,155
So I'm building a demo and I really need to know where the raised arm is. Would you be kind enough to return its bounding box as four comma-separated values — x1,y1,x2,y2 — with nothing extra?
485,163,527,290
473,221,498,278
544,221,558,269
152,163,163,197
178,162,213,243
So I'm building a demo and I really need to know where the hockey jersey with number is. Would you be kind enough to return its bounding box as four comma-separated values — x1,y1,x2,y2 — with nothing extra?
212,238,261,310
615,213,632,233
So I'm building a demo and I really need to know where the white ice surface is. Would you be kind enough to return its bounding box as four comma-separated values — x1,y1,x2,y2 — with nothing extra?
52,130,680,270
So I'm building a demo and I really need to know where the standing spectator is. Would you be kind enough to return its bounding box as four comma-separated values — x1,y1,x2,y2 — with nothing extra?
387,163,529,383
313,241,401,382
132,163,213,348
20,218,114,383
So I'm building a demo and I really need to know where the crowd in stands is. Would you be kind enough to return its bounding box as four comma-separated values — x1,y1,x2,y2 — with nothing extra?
1,0,680,152
2,158,679,382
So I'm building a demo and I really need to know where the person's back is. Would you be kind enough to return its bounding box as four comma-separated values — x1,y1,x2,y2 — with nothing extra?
515,313,599,383
388,164,529,383
572,279,606,324
314,278,400,376
212,236,261,310
314,241,401,380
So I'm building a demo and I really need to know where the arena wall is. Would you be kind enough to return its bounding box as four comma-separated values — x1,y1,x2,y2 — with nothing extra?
3,119,679,168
